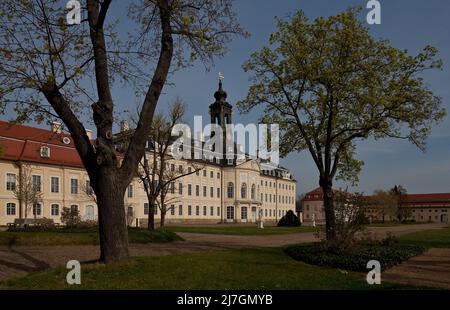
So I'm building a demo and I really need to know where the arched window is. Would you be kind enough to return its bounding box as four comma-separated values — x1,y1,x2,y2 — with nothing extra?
251,184,256,200
241,183,247,199
227,182,234,198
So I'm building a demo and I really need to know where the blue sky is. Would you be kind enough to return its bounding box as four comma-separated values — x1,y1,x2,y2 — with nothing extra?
6,0,450,196
152,0,450,196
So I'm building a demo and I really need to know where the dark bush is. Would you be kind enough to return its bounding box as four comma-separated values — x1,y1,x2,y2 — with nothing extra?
277,210,301,227
285,239,425,272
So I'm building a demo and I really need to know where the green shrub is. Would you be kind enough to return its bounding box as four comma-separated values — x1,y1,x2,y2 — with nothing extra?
285,241,425,272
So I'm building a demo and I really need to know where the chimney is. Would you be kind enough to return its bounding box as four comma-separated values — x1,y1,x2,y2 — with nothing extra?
86,129,93,140
120,120,130,132
51,121,62,134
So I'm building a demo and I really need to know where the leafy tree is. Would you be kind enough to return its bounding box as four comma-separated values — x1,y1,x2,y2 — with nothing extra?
238,9,445,242
0,0,245,262
371,189,398,223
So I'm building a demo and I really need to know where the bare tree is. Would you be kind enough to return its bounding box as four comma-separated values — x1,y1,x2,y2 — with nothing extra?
0,0,245,263
13,164,43,219
127,99,203,229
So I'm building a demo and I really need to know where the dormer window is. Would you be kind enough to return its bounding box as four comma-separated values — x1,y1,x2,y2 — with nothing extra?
40,146,50,158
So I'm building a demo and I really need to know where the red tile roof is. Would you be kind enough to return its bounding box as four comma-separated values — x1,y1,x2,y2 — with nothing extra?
0,121,84,168
302,186,450,206
301,187,340,201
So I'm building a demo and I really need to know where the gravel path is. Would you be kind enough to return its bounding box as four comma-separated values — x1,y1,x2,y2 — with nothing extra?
383,248,450,289
0,223,446,282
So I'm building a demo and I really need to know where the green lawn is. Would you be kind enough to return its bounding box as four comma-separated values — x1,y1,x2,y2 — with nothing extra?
397,227,450,248
165,225,319,235
0,248,417,290
0,228,182,246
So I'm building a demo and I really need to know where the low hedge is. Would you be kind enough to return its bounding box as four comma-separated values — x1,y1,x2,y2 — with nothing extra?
285,242,425,272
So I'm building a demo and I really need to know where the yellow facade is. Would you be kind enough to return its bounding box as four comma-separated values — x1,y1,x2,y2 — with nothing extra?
0,156,297,226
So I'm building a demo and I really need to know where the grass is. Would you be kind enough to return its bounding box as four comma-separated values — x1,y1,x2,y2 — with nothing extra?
0,228,182,246
165,225,319,235
397,227,450,248
0,248,418,290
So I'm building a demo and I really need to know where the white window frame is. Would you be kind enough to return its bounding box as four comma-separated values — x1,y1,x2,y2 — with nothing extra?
50,176,60,193
6,173,16,191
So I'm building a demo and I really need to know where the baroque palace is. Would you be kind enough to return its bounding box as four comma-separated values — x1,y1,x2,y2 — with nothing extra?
0,82,297,226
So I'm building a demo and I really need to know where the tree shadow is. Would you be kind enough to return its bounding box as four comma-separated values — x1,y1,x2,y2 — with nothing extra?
0,247,50,273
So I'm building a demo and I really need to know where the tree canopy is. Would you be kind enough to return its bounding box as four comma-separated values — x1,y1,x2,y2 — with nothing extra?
238,8,445,240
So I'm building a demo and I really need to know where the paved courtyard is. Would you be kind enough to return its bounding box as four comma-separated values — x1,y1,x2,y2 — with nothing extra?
0,223,447,286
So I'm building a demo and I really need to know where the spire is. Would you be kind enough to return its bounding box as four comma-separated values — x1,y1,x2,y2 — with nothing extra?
214,72,227,102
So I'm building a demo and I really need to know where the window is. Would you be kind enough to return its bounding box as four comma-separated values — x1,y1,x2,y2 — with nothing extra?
85,180,93,195
265,209,267,217
51,204,59,216
170,182,175,194
210,206,214,216
195,170,199,176
170,164,175,172
210,171,213,178
188,167,192,173
196,206,200,216
33,203,42,216
127,207,134,217
179,205,183,216
40,146,50,158
6,203,16,216
210,186,214,197
179,182,183,195
203,206,207,216
203,170,206,177
227,182,234,198
32,175,42,192
70,178,78,194
217,207,220,216
51,176,59,193
178,165,183,173
70,204,78,212
251,184,256,200
171,205,175,216
188,184,192,196
196,185,199,196
241,183,247,199
217,172,220,179
217,188,220,198
226,206,234,220
144,203,149,215
241,207,247,220
203,186,207,197
188,205,192,216
6,173,16,191
127,184,133,198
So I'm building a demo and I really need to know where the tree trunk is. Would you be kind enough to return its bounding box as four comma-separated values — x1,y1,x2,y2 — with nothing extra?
95,169,129,263
320,178,336,241
160,210,166,228
148,201,156,231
